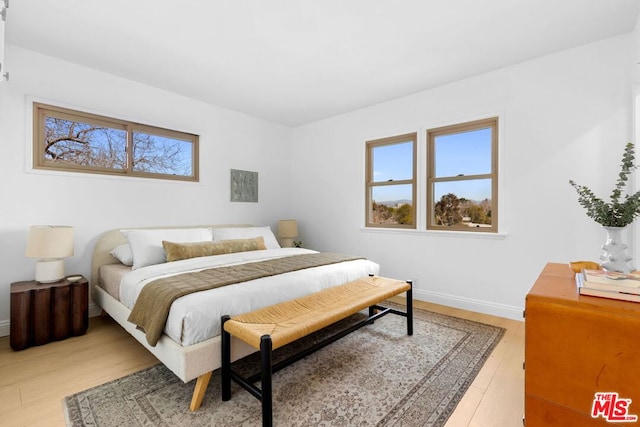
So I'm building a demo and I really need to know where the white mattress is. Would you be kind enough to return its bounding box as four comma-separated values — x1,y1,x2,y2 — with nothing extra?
104,248,380,346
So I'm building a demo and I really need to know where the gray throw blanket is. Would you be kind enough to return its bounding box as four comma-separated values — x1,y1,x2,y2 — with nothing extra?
127,253,365,346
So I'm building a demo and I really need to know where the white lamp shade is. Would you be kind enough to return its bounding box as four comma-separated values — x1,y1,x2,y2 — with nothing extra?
26,225,74,283
278,220,298,248
26,225,74,259
278,220,298,238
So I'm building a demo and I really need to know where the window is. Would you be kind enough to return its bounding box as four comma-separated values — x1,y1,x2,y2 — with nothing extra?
33,103,199,181
365,133,417,228
427,117,498,232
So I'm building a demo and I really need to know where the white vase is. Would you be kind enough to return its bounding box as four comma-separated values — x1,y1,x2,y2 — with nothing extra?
600,226,634,273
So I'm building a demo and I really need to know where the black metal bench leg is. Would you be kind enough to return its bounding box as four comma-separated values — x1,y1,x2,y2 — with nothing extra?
406,280,413,336
260,335,273,427
221,315,232,401
368,274,376,324
368,305,376,324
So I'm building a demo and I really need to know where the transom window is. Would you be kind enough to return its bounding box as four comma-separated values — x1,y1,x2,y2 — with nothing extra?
427,117,498,232
33,103,199,181
365,133,417,229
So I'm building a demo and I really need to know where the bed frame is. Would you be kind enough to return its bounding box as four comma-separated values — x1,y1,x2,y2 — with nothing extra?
90,224,258,411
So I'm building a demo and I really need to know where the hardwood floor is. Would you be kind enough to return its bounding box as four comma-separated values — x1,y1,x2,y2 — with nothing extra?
0,301,524,426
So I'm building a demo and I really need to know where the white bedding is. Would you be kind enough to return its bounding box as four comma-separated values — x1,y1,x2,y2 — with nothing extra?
117,248,380,346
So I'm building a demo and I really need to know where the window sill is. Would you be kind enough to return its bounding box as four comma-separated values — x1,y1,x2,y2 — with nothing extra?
25,166,204,186
360,227,507,240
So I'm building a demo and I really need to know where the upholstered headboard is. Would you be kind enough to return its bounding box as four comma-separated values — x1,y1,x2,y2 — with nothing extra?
90,224,253,290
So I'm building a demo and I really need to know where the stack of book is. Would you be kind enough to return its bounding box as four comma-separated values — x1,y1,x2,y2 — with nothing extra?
576,269,640,302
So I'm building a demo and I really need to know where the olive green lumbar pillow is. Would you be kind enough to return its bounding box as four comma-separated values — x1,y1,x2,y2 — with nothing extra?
162,236,266,262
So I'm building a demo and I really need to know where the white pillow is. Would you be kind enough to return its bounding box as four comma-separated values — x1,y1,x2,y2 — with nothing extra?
121,228,213,270
212,226,281,249
110,244,134,266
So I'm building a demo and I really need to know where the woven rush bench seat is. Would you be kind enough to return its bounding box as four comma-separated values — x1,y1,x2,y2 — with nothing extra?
221,275,413,427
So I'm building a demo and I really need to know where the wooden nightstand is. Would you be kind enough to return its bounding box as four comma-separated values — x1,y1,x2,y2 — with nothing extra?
10,275,88,351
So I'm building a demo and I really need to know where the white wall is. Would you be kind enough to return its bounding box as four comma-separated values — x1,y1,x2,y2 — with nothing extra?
633,13,640,85
0,45,293,335
291,35,634,319
1,33,635,335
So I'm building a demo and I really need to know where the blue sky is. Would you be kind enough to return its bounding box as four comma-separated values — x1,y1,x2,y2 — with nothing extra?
46,116,193,175
372,128,492,202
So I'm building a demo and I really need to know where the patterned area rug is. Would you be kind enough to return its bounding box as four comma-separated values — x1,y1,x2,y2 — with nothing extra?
63,307,504,426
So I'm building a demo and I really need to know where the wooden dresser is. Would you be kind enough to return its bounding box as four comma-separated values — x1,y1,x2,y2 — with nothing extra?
525,263,640,426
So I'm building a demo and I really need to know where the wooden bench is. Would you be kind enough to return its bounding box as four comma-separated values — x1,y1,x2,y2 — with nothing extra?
221,275,413,427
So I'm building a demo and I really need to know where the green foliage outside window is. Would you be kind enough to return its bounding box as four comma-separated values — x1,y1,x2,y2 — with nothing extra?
371,202,413,225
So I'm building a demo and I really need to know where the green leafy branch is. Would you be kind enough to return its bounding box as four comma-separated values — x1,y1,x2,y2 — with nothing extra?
569,142,640,227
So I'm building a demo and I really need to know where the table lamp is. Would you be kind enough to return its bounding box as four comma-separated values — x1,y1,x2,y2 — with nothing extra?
26,225,74,283
278,220,298,248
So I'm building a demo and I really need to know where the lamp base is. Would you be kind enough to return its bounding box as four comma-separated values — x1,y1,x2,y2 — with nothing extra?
280,237,295,248
35,259,65,283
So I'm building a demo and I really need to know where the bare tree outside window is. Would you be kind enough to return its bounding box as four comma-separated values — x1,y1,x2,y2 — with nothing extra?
132,132,194,176
34,103,199,181
44,117,126,169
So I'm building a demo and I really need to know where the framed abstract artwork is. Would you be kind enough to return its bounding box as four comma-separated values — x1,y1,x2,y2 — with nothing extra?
230,169,258,202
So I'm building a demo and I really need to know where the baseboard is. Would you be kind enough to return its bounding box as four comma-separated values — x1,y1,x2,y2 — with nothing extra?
413,288,524,321
0,302,104,338
88,302,102,317
0,319,8,338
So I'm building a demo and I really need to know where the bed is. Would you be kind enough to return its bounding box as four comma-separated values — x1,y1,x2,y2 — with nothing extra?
90,224,380,410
